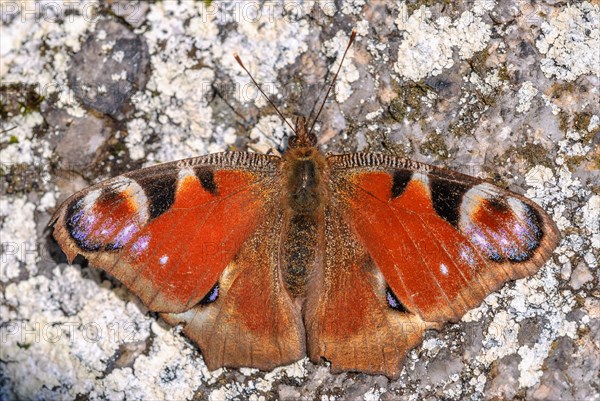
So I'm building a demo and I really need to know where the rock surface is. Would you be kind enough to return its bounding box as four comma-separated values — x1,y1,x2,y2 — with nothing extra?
1,1,598,400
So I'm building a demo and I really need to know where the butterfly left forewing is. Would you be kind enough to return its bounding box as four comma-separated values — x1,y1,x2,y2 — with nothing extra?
51,152,281,313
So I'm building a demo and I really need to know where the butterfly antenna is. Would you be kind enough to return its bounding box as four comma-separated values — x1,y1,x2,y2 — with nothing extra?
233,53,296,134
307,29,357,136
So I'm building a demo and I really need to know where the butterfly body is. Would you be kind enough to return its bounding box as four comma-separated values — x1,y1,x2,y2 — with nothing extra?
280,118,328,297
51,115,559,378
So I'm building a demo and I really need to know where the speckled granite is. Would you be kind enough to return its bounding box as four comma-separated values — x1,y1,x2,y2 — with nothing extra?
1,1,598,400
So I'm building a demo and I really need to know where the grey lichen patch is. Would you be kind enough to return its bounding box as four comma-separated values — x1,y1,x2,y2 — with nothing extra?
394,1,494,82
536,2,600,81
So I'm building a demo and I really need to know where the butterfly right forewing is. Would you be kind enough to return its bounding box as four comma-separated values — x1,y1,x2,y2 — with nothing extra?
326,153,559,323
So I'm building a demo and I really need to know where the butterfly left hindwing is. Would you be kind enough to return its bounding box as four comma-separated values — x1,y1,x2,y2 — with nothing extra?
162,207,306,370
304,205,438,378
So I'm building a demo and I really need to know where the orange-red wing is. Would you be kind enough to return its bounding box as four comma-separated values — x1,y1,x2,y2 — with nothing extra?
162,210,305,371
328,154,560,323
51,152,281,313
304,208,440,378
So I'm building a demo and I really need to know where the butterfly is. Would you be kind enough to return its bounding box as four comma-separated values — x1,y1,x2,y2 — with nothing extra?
50,32,559,378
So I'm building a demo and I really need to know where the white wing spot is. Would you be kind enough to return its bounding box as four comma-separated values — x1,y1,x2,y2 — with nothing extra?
159,255,169,265
440,263,449,276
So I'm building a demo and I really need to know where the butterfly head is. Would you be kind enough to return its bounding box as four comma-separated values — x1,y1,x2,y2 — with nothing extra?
288,116,317,149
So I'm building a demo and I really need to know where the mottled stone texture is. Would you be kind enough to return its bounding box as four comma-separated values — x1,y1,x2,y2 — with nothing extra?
68,18,150,120
0,1,598,400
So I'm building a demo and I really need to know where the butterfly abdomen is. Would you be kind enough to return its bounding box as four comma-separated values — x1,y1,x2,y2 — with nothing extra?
282,214,318,296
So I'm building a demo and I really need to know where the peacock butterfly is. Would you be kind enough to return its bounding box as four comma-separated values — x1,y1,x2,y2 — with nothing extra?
50,31,560,378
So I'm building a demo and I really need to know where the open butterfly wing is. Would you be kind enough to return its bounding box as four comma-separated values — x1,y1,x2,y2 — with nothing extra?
51,152,281,313
327,153,559,324
304,208,440,378
162,209,305,370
